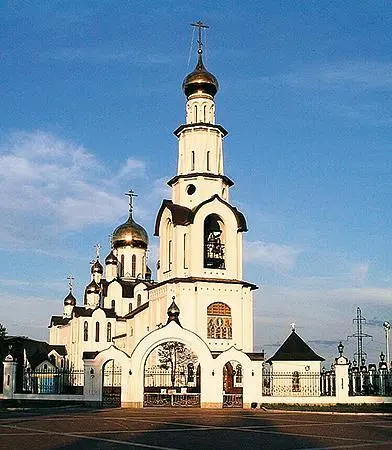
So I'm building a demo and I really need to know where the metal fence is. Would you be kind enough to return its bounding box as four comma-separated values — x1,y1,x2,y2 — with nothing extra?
263,371,335,397
21,367,84,395
349,367,392,396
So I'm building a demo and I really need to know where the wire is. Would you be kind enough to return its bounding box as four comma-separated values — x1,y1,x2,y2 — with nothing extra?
187,27,195,69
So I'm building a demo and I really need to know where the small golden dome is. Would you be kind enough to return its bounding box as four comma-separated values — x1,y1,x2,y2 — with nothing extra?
112,215,148,249
91,260,103,274
105,250,118,265
86,280,100,294
182,50,218,98
64,291,76,306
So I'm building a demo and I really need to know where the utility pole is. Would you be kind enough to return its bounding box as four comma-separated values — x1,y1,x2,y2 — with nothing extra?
348,307,372,365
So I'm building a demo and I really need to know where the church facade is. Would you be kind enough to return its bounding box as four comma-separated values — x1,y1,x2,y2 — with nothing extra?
47,31,266,408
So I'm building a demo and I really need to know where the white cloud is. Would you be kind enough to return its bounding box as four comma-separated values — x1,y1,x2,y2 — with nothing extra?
116,158,146,179
244,240,302,269
0,130,150,248
351,263,370,284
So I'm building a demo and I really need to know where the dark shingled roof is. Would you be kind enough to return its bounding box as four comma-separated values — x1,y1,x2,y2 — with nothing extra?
124,301,149,319
49,316,71,327
83,351,99,360
154,194,248,236
72,306,117,318
266,331,324,363
50,345,67,356
4,336,66,369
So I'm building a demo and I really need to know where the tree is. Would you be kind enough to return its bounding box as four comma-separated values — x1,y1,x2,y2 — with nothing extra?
157,341,197,387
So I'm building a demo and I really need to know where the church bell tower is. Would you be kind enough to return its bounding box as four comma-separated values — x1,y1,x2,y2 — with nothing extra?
153,22,256,352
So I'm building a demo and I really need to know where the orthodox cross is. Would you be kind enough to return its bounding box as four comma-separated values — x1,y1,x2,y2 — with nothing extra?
94,243,101,260
108,233,113,249
290,322,296,332
191,21,209,53
67,274,74,292
125,190,137,215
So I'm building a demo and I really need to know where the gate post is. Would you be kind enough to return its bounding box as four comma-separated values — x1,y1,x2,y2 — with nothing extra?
84,361,102,407
335,343,349,403
3,355,17,399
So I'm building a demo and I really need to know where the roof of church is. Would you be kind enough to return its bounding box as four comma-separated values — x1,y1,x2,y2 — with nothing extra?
150,276,258,291
266,330,324,363
49,316,71,327
154,194,247,236
72,306,117,318
100,278,152,298
123,301,149,319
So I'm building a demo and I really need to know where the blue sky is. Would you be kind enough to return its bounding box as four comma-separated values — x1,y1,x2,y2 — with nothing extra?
1,1,391,365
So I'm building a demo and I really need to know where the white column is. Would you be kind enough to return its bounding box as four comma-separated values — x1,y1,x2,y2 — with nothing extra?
3,355,17,398
334,356,350,403
83,361,101,406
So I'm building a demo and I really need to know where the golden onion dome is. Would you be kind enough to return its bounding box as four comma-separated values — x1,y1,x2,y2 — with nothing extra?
86,280,100,295
105,250,118,265
112,214,148,249
64,291,76,306
91,259,103,274
182,50,218,98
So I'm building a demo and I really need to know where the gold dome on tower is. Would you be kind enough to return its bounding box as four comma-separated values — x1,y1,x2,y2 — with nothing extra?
182,50,218,98
112,191,148,249
182,21,218,98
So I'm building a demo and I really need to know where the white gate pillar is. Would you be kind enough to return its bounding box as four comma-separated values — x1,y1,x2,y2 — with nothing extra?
3,355,17,398
335,343,350,403
83,361,102,407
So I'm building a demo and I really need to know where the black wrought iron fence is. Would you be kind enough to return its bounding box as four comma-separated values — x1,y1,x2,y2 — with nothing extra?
349,367,392,396
21,367,84,395
263,371,333,397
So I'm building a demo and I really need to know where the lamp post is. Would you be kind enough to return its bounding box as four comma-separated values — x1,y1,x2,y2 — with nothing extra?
383,321,390,369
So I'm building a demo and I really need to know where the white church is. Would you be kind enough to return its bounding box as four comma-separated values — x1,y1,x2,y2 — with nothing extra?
45,25,324,408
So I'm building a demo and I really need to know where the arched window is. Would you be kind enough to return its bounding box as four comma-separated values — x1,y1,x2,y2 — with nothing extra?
130,327,134,337
204,214,225,269
203,105,207,122
292,371,300,392
168,239,172,270
95,322,100,342
207,302,232,339
183,233,188,269
206,151,210,171
120,254,125,277
129,302,132,313
111,299,115,310
83,321,88,341
194,104,198,122
137,294,142,307
191,151,195,171
107,323,112,342
235,364,243,384
187,362,195,383
131,254,136,278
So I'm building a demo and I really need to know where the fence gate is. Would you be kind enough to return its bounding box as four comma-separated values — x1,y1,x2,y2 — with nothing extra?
102,359,121,408
223,361,243,408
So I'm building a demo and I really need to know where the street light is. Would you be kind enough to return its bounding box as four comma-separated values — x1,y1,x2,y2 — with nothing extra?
383,321,390,369
337,341,344,357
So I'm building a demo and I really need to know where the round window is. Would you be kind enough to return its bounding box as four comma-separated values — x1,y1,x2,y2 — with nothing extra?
186,184,196,195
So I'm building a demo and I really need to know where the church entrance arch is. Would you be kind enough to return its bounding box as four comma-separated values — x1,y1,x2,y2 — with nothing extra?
143,341,201,407
102,359,122,408
222,360,243,408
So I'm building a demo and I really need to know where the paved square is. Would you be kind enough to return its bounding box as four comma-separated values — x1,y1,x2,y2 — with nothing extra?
1,407,392,449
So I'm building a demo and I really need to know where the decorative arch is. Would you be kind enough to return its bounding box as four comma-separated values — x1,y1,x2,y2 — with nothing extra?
207,302,232,339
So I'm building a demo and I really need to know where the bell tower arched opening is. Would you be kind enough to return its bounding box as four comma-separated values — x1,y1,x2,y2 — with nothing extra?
204,214,225,269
